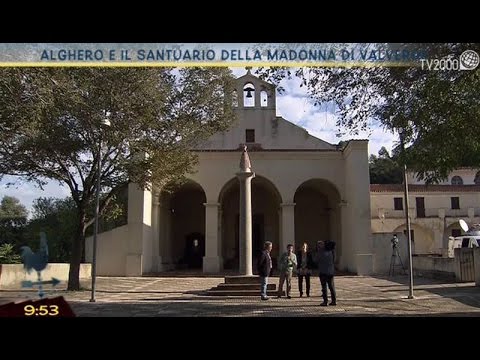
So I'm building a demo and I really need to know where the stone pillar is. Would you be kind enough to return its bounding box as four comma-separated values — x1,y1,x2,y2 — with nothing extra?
343,140,373,275
127,182,152,276
338,201,349,269
218,208,223,269
151,193,162,272
280,203,295,253
163,205,172,268
433,225,443,255
203,203,222,273
237,172,255,276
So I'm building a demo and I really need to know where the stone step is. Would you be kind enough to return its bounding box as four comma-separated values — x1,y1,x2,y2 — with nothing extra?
224,275,262,284
205,289,285,297
210,283,276,291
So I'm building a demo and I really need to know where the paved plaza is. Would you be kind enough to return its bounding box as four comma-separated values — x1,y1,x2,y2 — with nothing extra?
1,275,480,317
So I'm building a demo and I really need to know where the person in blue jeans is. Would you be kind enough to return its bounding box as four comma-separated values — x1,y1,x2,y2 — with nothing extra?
257,241,273,300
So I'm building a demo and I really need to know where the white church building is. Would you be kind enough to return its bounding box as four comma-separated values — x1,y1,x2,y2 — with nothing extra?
86,70,373,276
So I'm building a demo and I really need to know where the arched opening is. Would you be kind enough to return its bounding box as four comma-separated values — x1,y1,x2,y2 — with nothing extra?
294,179,341,263
218,175,281,272
232,90,238,107
243,83,255,107
160,181,206,269
260,90,268,107
392,223,435,255
474,171,480,185
451,176,463,185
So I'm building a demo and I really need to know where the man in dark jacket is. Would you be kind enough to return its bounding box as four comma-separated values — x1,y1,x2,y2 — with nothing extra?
296,242,315,297
316,240,336,306
257,241,273,300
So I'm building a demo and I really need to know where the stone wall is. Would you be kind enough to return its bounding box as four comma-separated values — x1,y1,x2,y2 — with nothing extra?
0,263,91,288
412,256,455,280
372,232,409,274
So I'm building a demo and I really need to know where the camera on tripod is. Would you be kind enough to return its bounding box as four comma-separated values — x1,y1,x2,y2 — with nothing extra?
391,234,399,248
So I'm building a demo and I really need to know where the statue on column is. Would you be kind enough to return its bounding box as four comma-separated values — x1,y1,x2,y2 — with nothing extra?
240,145,252,172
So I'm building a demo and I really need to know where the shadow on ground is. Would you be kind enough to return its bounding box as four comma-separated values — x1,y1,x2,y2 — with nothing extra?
68,298,480,317
371,275,480,309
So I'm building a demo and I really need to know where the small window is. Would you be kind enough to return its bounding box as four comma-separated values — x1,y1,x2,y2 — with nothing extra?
245,129,255,143
394,197,403,210
451,229,461,237
451,176,463,185
451,197,460,210
260,90,268,107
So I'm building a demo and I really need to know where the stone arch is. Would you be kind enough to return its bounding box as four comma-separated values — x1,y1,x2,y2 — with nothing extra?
159,180,206,269
392,223,435,254
218,175,282,271
293,179,342,261
243,82,255,107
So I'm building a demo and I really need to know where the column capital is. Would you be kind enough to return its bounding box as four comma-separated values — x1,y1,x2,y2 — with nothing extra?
280,202,296,207
204,202,220,207
236,171,255,179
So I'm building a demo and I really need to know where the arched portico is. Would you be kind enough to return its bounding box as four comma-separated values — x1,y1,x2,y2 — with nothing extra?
294,179,342,262
218,175,282,273
158,180,206,269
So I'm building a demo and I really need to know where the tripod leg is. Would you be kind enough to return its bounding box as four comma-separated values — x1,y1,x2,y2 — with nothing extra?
396,248,406,274
389,254,395,276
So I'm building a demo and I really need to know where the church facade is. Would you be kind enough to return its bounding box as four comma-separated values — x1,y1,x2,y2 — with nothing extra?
85,71,373,276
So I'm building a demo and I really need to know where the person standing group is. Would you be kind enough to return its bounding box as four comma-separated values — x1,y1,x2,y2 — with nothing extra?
258,240,337,306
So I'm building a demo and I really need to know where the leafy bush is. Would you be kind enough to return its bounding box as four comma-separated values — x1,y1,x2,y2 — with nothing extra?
0,243,22,264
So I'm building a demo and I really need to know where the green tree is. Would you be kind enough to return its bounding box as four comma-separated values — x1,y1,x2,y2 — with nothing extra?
24,197,77,262
0,195,28,245
0,68,235,290
369,147,403,184
258,43,480,183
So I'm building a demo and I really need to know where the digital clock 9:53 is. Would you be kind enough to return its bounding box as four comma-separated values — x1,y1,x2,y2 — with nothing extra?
24,304,59,316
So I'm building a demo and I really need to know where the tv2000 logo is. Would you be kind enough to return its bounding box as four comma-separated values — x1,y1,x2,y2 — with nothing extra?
421,50,479,71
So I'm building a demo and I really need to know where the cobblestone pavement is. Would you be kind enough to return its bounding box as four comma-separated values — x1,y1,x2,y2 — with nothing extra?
1,275,480,317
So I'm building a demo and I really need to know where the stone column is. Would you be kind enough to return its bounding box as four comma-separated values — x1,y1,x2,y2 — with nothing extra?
236,145,255,276
280,203,295,252
218,208,223,269
126,182,152,276
237,172,255,275
203,203,222,273
151,193,161,272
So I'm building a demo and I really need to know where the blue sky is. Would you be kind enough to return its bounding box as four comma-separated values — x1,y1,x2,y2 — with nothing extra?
0,68,396,214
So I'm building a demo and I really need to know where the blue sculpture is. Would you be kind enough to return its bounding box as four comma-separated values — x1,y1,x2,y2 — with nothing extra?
20,232,60,298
